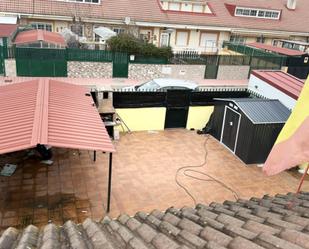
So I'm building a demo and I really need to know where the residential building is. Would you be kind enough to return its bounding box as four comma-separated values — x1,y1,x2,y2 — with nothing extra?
0,0,308,53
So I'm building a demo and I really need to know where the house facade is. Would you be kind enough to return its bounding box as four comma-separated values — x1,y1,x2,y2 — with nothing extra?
0,0,308,53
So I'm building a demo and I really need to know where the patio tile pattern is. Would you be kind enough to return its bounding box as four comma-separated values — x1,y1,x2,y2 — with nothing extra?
0,129,308,231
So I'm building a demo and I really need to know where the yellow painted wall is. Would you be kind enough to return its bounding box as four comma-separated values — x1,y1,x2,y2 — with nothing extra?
186,106,214,130
115,108,166,132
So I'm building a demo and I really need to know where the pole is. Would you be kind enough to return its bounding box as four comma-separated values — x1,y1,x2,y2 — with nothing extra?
93,150,96,162
296,164,309,194
287,164,309,210
107,153,113,213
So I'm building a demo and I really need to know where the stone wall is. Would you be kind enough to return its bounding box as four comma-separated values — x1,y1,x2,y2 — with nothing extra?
216,65,250,80
4,59,16,77
68,62,113,78
128,64,206,80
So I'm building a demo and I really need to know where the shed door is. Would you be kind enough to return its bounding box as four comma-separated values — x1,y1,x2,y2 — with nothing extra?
221,107,241,152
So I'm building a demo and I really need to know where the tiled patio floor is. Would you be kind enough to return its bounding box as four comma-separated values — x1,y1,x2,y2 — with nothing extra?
0,129,308,230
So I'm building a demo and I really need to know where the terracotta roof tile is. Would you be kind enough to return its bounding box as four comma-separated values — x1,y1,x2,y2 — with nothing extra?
242,220,280,235
248,43,306,56
14,29,66,46
200,226,232,247
256,232,304,249
1,0,309,33
224,224,258,240
279,229,309,249
3,192,309,248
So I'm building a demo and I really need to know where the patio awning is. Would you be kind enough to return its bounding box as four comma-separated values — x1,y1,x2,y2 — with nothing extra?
247,42,305,56
0,79,115,154
0,16,17,24
14,30,66,46
93,27,116,40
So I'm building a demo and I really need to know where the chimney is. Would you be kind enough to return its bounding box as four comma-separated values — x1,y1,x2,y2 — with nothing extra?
287,0,297,10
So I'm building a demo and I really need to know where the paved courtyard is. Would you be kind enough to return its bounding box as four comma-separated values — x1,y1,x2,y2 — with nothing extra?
0,129,308,230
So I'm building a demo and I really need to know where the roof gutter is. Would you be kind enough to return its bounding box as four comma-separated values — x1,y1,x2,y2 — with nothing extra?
136,21,309,37
1,12,126,25
135,21,232,32
231,28,309,38
0,12,73,21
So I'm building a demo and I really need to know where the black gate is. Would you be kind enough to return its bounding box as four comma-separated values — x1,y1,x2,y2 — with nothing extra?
286,54,309,79
204,65,218,79
221,107,240,152
112,52,128,78
164,90,190,129
287,67,309,79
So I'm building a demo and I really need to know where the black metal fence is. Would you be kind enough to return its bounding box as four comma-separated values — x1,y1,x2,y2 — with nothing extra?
113,88,250,108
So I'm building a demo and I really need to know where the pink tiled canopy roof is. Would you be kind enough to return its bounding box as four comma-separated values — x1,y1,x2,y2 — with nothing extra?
14,30,66,46
248,43,306,56
0,79,115,154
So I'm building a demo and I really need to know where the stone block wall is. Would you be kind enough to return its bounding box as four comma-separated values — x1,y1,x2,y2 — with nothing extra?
68,62,113,78
4,59,16,77
128,64,206,80
216,65,250,80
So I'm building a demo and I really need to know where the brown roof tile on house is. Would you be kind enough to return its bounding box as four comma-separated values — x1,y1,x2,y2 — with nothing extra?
0,0,309,34
2,192,309,248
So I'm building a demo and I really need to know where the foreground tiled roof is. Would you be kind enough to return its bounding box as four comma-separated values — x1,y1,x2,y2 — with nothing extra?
1,0,309,33
251,70,304,100
2,192,309,248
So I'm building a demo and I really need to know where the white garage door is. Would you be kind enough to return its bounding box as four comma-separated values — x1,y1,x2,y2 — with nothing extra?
200,33,218,53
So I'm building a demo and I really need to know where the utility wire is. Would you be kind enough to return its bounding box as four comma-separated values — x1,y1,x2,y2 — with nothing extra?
175,134,239,206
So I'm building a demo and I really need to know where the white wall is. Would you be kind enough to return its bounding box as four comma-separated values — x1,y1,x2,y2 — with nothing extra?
248,75,296,109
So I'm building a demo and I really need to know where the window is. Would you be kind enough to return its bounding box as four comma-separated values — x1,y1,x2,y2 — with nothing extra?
113,28,125,35
169,2,180,11
192,4,203,13
31,23,52,32
256,37,265,43
176,31,189,46
160,1,212,14
230,35,246,44
200,32,218,53
250,10,257,16
57,0,100,3
160,33,169,47
235,7,280,20
181,3,192,12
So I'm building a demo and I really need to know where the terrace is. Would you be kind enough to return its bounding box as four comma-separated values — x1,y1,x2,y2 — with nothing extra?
1,129,308,231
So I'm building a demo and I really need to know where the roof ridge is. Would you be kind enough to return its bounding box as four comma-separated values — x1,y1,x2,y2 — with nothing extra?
30,79,49,146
